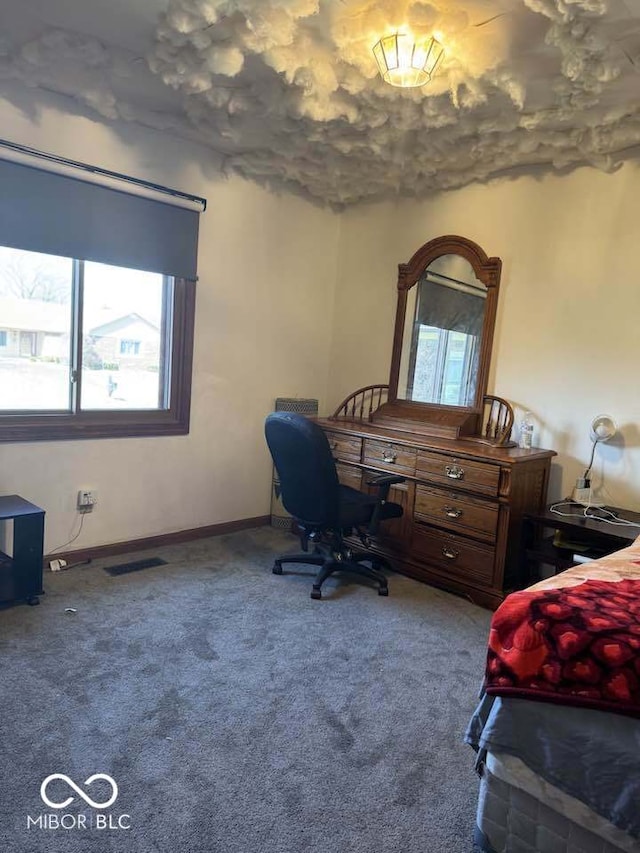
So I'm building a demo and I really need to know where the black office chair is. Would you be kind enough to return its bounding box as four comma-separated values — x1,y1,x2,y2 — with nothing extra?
265,411,404,599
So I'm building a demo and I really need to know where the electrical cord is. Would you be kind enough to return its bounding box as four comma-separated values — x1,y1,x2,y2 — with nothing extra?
549,500,640,527
48,511,87,555
582,437,600,482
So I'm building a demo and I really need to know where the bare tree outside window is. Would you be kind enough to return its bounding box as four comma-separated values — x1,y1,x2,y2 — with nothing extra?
0,247,70,304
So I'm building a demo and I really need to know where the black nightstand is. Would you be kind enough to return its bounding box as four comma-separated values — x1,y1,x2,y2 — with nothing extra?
0,495,45,606
522,502,640,584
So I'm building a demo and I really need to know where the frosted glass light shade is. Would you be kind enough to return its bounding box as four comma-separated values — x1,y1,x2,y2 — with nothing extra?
373,33,444,88
590,414,616,442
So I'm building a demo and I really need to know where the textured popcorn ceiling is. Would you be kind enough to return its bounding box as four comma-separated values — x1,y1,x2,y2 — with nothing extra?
1,0,640,206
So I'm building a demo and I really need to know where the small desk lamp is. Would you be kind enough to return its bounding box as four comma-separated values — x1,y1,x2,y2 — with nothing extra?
572,414,617,505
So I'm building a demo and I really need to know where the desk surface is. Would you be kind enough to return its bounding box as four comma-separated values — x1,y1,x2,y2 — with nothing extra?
0,495,45,520
527,502,640,544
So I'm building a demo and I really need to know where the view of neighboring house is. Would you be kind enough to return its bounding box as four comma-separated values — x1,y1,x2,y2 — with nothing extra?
0,296,68,357
85,313,161,370
0,297,160,368
85,312,160,367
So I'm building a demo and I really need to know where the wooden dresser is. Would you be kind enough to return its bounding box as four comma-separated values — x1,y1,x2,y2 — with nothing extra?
316,416,555,609
318,234,557,607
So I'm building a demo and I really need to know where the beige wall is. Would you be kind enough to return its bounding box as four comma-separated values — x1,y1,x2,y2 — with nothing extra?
328,163,640,510
2,84,639,554
0,90,340,551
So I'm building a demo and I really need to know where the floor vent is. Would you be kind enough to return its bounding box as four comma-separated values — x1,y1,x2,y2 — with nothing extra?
104,557,167,576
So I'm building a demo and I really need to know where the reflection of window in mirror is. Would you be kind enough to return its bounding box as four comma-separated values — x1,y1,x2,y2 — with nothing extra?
398,255,487,407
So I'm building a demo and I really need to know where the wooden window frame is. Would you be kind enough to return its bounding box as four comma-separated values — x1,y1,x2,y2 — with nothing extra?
0,276,195,443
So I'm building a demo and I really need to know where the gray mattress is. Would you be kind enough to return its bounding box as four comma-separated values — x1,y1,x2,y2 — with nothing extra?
466,693,640,841
475,763,634,853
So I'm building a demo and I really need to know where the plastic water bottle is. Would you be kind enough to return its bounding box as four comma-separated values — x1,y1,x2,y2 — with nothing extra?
519,412,534,449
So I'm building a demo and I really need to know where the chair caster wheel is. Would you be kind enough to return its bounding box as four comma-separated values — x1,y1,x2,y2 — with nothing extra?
378,586,389,596
272,562,283,575
310,588,322,600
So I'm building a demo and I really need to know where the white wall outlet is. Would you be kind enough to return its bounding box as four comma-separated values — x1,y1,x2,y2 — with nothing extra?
77,489,97,512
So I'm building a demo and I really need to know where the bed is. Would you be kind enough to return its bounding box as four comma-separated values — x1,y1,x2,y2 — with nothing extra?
466,539,640,853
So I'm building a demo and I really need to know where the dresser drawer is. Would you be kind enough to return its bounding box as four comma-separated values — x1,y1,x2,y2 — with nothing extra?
414,486,498,543
363,439,416,474
412,525,495,586
416,450,500,497
325,431,362,462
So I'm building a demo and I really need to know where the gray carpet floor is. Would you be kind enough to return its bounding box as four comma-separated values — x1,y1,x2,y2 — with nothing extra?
0,526,491,853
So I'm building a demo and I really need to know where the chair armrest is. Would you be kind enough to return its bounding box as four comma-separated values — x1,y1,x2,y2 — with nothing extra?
366,474,405,487
367,473,405,502
366,474,405,535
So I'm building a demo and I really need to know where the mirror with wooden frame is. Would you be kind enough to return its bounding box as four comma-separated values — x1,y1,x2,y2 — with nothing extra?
372,235,502,440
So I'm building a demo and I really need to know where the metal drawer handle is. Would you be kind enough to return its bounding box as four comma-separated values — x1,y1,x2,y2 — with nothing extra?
442,547,459,560
443,506,462,519
382,448,397,464
445,464,464,480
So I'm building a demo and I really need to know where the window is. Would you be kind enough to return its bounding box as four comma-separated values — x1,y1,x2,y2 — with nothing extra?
0,154,201,443
0,247,195,442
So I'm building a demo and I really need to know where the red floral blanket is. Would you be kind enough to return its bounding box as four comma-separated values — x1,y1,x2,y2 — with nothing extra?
485,576,640,717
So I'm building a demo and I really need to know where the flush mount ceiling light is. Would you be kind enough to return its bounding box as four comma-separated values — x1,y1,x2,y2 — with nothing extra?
372,32,444,88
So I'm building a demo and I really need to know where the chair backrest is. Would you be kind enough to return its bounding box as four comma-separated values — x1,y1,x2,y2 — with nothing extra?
265,412,340,527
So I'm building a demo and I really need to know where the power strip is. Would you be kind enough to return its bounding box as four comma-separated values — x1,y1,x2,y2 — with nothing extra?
571,486,605,508
571,477,604,507
572,487,591,504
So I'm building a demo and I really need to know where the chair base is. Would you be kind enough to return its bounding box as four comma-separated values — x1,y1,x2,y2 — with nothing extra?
273,548,391,600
